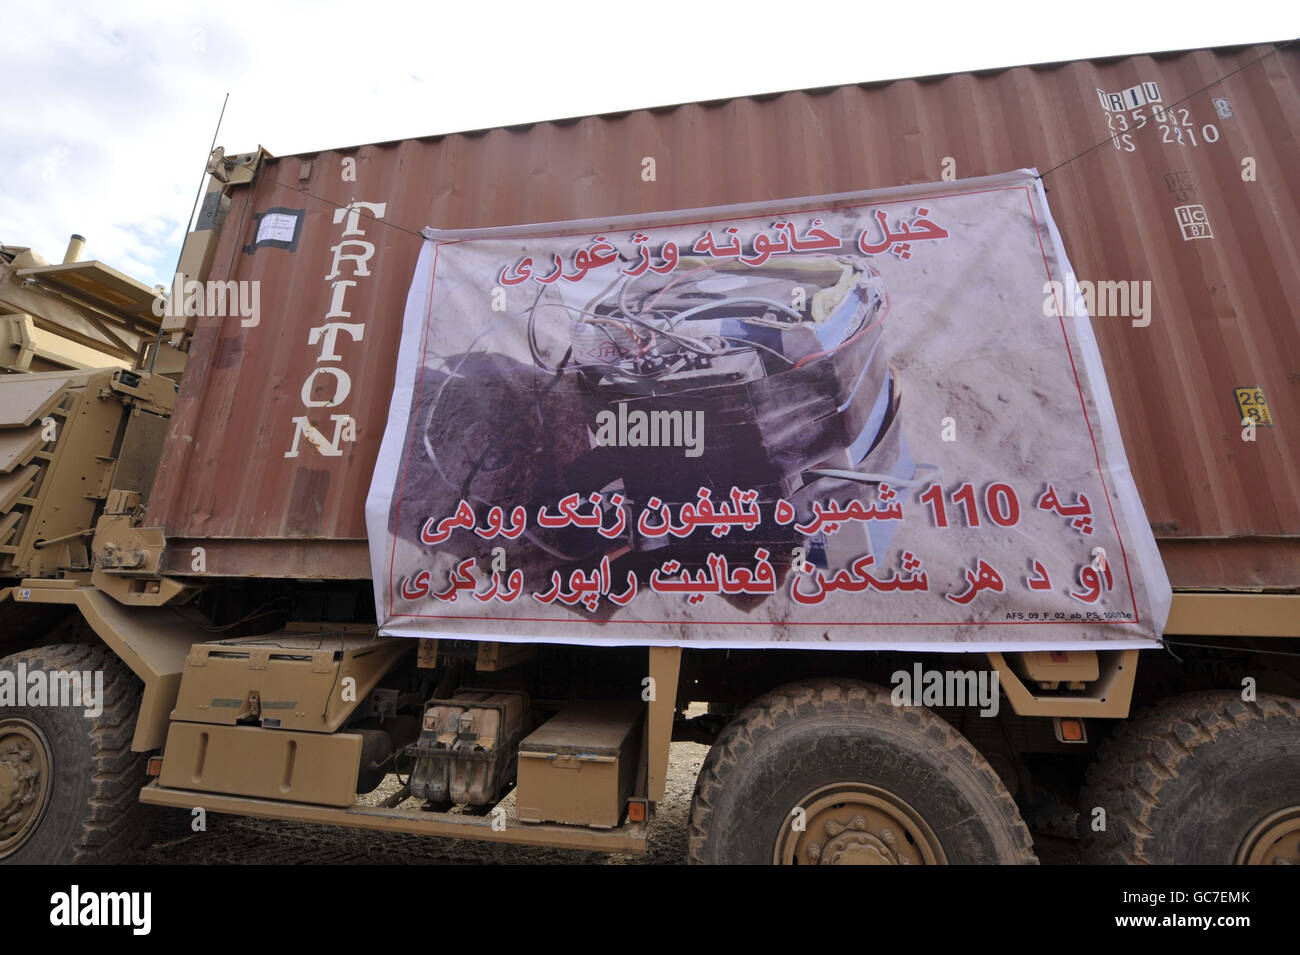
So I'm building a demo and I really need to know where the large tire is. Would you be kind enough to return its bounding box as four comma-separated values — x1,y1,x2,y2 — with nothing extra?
1,644,153,863
1081,691,1300,864
687,679,1036,864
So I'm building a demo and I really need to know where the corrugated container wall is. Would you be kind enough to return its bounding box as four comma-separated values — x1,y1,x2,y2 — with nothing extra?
147,41,1300,589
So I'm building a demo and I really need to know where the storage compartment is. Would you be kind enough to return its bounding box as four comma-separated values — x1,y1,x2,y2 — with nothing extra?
158,722,363,807
169,632,409,732
516,702,643,829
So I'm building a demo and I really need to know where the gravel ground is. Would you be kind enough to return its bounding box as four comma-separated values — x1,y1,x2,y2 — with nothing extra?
141,739,709,865
140,733,1080,864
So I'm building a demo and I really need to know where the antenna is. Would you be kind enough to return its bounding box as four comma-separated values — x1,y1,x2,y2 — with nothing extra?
148,92,229,373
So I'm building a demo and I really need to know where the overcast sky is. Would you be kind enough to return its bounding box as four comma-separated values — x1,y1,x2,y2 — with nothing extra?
1,2,1293,287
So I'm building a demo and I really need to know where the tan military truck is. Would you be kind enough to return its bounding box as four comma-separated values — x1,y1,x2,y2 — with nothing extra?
3,41,1298,866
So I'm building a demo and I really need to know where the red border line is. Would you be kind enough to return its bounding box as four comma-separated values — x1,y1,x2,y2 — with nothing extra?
388,243,441,610
1023,185,1139,624
434,186,1023,248
385,615,1136,626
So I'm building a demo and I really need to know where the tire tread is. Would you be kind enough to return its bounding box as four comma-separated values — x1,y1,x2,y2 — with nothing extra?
1,643,153,863
1080,691,1300,864
687,678,1035,864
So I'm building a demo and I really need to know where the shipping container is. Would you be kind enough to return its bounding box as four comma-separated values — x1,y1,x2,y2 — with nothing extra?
146,40,1299,591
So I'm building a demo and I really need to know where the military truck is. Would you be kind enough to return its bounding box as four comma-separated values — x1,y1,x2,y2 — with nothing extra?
3,41,1298,866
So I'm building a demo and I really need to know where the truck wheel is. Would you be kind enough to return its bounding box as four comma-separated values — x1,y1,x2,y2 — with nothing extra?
0,644,153,863
1081,691,1300,864
687,679,1036,864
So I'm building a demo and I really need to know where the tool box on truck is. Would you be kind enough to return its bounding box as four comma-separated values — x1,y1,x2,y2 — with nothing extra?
516,701,643,829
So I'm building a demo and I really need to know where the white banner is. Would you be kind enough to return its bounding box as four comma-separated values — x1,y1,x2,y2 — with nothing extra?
366,170,1171,650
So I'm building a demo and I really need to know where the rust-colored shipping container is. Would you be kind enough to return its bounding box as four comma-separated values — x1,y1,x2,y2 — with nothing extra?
148,40,1299,590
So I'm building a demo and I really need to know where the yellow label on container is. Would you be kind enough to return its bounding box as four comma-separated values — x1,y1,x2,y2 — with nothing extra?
1234,386,1273,426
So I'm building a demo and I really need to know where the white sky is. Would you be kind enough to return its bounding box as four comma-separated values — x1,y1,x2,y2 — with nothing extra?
1,1,1293,287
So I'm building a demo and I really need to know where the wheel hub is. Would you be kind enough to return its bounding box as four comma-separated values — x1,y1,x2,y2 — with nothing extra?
1237,807,1300,865
775,783,946,865
0,719,53,858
